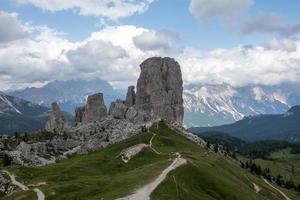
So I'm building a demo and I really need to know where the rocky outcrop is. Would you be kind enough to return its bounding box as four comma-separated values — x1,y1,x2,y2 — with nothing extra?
5,116,141,166
75,106,85,123
109,100,128,119
85,93,107,122
135,57,184,124
0,172,16,195
45,102,67,133
125,86,135,107
75,93,107,124
10,57,185,167
119,143,148,163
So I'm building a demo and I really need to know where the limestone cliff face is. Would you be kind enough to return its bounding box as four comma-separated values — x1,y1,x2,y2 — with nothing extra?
75,106,86,123
85,93,107,122
125,86,135,107
135,57,184,124
45,102,67,132
75,93,107,124
109,100,127,119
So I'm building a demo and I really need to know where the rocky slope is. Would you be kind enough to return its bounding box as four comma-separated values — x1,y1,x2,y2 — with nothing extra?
1,57,185,166
184,83,300,127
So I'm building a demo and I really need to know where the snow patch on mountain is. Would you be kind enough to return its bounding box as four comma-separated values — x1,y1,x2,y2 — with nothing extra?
183,83,296,127
0,94,22,114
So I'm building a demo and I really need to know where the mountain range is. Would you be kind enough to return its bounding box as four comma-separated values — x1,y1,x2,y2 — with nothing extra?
183,83,300,127
189,106,300,142
9,79,124,115
2,80,300,134
0,92,50,134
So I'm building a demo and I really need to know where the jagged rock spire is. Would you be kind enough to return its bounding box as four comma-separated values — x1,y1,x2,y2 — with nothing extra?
135,57,184,124
45,102,67,133
75,93,107,124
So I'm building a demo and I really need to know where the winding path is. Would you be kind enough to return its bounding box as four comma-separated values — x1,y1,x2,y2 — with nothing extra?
117,152,186,200
33,188,45,200
149,133,161,155
263,178,292,200
1,170,45,200
2,170,29,191
252,182,260,193
117,130,187,200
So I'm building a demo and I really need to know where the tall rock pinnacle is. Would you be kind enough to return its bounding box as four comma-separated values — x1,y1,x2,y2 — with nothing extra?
135,57,184,124
45,102,67,132
125,86,135,107
75,93,107,124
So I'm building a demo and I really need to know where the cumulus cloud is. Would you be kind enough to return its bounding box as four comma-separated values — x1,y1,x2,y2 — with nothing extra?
189,0,253,24
0,11,30,43
178,40,300,87
14,0,155,20
261,38,298,52
133,30,171,51
242,12,300,37
0,23,149,90
1,10,300,92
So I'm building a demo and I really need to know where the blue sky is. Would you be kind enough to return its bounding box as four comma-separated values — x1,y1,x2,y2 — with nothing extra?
1,0,300,49
0,0,300,90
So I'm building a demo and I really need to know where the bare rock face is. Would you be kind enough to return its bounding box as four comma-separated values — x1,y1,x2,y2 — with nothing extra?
45,102,66,132
75,106,86,124
0,171,16,194
85,93,107,122
109,100,128,119
135,57,184,124
75,93,107,124
125,86,135,107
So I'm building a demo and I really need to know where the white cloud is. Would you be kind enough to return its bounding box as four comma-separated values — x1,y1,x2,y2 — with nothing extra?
242,12,300,37
178,40,300,87
261,38,298,52
1,10,300,92
0,23,151,90
133,30,171,51
189,0,253,24
14,0,155,20
0,11,30,43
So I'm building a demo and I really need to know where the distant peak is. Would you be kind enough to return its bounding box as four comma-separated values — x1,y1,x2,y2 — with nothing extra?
286,105,300,115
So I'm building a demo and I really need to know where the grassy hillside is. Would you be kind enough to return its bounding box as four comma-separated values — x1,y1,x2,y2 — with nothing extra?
2,122,299,199
250,148,300,185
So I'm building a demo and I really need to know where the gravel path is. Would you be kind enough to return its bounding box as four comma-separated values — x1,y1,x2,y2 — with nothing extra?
116,131,187,200
263,178,292,200
117,152,186,200
1,170,29,191
33,188,45,200
1,170,45,200
252,182,260,193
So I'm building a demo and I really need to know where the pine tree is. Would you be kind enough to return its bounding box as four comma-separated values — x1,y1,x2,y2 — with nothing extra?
206,141,210,149
214,144,218,153
240,161,245,168
2,154,12,166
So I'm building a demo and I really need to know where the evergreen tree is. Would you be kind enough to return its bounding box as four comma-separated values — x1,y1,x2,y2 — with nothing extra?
214,144,218,153
14,132,19,139
240,161,245,168
285,180,295,190
23,132,28,142
206,141,210,149
2,154,12,166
